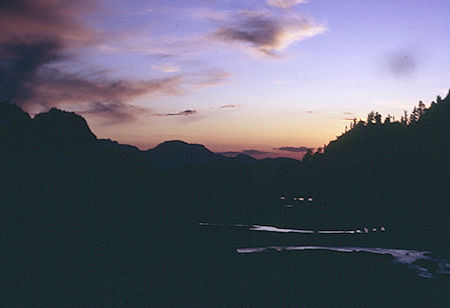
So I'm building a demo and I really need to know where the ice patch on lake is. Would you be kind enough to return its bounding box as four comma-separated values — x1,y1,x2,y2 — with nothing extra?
249,224,374,234
236,246,450,279
199,223,385,235
250,225,315,233
317,230,356,234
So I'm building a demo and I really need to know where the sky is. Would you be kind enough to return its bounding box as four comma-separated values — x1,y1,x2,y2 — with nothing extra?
1,0,449,159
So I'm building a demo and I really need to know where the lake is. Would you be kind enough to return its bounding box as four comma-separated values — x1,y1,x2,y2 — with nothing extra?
199,222,450,280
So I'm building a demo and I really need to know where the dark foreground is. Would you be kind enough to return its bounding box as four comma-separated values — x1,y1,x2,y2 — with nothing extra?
2,96,449,306
4,219,449,307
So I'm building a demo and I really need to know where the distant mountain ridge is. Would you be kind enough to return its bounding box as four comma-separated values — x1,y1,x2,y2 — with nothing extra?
144,140,227,170
0,102,301,172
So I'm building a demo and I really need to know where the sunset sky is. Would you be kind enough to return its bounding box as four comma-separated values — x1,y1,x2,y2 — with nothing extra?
1,0,449,159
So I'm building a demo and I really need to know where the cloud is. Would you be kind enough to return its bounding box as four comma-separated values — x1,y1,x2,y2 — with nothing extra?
97,45,120,53
0,40,64,103
343,112,353,115
0,38,185,122
212,10,325,57
266,0,309,9
0,40,228,122
154,109,198,117
152,64,180,73
0,0,96,46
273,80,288,85
0,1,108,115
274,146,312,152
189,69,233,88
20,65,184,111
0,1,232,123
191,7,231,22
241,149,270,156
80,102,149,124
220,104,244,109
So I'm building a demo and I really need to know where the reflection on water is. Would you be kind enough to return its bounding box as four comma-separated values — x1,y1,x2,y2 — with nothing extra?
317,230,356,234
250,225,315,233
199,222,449,279
281,196,312,204
199,222,385,235
236,246,450,279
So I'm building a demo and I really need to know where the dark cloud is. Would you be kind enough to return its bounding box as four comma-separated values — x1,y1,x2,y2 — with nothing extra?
212,10,324,57
154,110,198,117
0,0,95,46
0,40,63,102
343,117,356,121
0,1,230,123
215,13,280,56
0,39,184,122
22,65,182,113
31,71,182,105
275,146,311,152
0,0,106,114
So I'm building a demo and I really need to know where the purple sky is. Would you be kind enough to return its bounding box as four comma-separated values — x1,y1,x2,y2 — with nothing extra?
1,0,449,158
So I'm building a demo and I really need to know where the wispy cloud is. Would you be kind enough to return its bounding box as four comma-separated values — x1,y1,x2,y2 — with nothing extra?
151,63,180,73
275,146,312,152
154,109,198,117
242,149,270,156
273,80,288,85
190,7,232,22
79,102,149,124
28,69,183,109
97,44,120,53
189,69,233,88
266,0,309,9
220,104,244,109
212,10,325,57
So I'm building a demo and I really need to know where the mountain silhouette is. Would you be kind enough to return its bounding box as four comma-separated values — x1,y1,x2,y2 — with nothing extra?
97,138,142,154
233,153,259,165
33,108,97,149
145,140,227,171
